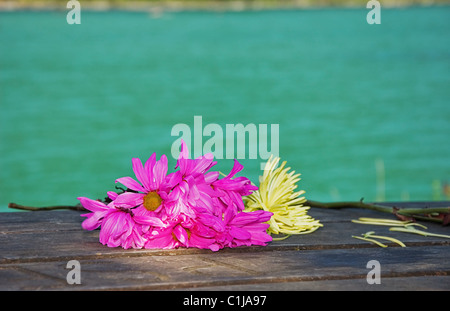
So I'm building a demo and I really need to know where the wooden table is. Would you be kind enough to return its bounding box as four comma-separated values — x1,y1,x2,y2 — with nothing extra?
1,202,449,291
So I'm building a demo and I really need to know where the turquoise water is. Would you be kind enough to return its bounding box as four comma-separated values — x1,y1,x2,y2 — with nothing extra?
1,7,449,212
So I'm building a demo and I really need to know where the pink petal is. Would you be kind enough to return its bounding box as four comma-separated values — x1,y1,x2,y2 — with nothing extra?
114,192,144,208
145,227,179,249
176,139,191,174
179,139,190,160
144,153,157,190
153,154,168,189
115,177,145,192
191,153,216,174
226,159,244,178
81,211,109,231
173,225,189,245
134,214,165,227
204,171,220,183
223,204,237,224
229,226,251,240
209,244,220,252
161,170,182,192
132,158,151,191
77,197,108,212
107,191,119,200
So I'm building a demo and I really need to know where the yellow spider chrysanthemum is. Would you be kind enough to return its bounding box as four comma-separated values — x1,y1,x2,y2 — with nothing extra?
244,155,322,237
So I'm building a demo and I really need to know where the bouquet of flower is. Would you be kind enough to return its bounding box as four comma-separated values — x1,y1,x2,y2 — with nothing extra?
9,140,325,251
78,140,274,251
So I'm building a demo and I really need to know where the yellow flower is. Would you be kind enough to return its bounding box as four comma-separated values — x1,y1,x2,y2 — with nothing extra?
244,155,322,237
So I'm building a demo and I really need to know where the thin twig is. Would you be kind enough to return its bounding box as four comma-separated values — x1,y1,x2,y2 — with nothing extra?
306,199,393,213
8,202,87,212
306,199,450,225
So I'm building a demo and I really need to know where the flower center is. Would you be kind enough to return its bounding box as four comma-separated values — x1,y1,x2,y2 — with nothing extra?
143,191,162,211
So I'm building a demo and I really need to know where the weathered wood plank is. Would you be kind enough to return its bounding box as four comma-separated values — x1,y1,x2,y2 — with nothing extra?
0,210,82,233
1,203,449,291
1,246,449,290
182,276,450,291
1,209,449,263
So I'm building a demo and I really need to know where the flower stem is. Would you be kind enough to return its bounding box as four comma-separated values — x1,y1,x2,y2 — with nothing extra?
8,202,87,212
389,226,450,239
306,199,450,225
306,199,392,213
352,235,388,248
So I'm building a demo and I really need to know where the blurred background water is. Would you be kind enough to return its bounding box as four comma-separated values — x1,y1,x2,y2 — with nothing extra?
1,7,449,212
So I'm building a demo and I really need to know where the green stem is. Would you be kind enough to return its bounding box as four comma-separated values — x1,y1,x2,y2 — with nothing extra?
395,207,450,215
8,202,87,212
306,200,393,213
306,200,449,225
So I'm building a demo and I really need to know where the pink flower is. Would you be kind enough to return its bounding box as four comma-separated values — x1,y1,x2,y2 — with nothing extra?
114,153,185,220
78,193,164,249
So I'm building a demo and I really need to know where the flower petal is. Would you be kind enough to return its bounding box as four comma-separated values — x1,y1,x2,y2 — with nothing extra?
78,197,109,213
107,191,119,201
161,170,182,192
115,177,145,192
173,225,189,245
114,192,144,208
227,159,244,178
179,139,190,160
132,157,151,191
144,153,157,190
229,226,251,240
153,154,168,189
134,214,166,227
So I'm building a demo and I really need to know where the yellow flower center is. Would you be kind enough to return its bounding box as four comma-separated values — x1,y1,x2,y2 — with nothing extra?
143,191,162,211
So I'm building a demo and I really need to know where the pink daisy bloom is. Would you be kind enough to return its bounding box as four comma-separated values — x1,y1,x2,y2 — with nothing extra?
115,144,215,220
114,153,184,220
78,192,164,249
